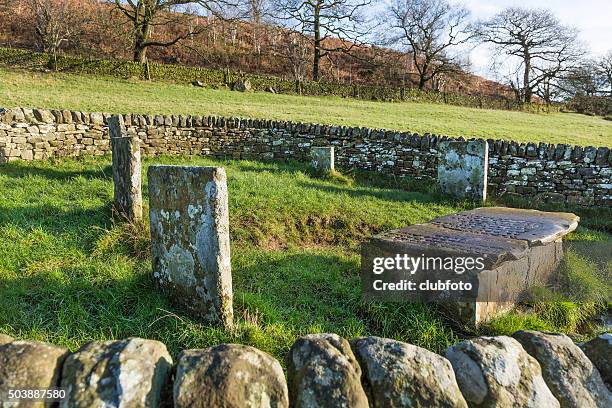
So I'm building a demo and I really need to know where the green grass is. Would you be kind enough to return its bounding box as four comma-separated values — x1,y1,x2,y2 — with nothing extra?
0,155,609,360
1,67,611,147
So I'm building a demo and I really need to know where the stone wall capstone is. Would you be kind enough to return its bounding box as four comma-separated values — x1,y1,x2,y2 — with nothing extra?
1,107,610,207
0,331,609,407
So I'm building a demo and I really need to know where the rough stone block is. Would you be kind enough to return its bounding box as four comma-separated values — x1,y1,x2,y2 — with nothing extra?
286,333,368,408
351,336,467,407
445,336,559,407
513,331,612,408
148,165,233,328
174,344,288,408
33,109,55,124
61,338,172,408
0,340,69,406
0,334,13,345
109,115,142,221
437,140,488,202
311,146,335,171
361,207,579,325
581,333,612,390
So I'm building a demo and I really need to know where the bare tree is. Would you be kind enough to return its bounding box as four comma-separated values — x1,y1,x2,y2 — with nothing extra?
383,0,474,90
247,0,271,62
477,7,582,103
248,0,269,22
27,0,87,67
112,0,243,63
272,0,371,81
281,30,311,92
595,51,612,97
556,63,600,99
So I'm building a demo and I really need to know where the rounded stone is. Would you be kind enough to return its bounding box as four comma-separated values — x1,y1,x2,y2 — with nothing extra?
581,333,612,390
60,337,172,408
0,340,69,404
445,335,559,407
286,333,368,408
513,330,612,408
351,336,467,407
174,344,288,408
0,334,13,345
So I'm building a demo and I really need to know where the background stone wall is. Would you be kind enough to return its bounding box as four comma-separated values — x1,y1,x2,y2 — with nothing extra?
1,107,610,206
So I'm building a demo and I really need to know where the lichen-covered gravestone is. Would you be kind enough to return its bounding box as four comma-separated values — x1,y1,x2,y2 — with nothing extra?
148,166,233,328
311,147,335,171
109,115,142,220
438,140,488,202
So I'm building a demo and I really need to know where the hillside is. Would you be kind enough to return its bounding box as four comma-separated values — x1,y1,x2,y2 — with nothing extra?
1,67,610,147
0,0,513,99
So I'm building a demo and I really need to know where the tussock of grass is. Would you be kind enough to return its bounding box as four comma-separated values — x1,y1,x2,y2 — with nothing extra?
480,302,608,341
481,239,611,340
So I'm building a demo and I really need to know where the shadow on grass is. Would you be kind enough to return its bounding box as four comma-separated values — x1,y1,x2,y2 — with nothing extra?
0,203,113,251
296,180,437,203
232,159,440,195
0,248,457,355
0,161,112,181
0,265,168,348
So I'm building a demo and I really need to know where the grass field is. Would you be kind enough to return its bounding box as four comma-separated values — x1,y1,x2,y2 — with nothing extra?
1,67,611,147
0,155,609,360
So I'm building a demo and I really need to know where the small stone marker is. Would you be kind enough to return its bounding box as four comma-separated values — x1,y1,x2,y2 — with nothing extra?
148,165,233,328
311,146,335,171
109,115,142,221
438,140,488,202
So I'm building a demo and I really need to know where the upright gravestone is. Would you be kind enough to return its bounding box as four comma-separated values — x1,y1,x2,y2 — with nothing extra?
148,166,233,328
109,115,142,221
437,140,488,203
311,147,335,171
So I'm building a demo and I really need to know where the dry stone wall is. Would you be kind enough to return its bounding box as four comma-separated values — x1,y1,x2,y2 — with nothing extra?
1,107,610,207
0,331,610,407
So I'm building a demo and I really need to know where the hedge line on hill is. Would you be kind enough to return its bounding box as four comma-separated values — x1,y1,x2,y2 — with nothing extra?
0,47,560,113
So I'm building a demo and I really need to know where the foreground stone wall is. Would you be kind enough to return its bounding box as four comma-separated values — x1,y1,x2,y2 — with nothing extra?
1,107,610,206
0,331,610,407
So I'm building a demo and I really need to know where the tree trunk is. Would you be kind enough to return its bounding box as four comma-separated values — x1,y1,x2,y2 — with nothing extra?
133,19,151,63
523,52,532,103
313,2,321,81
133,43,147,63
418,76,426,90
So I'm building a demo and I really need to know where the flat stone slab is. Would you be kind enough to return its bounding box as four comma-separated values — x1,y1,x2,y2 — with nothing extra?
361,207,578,324
372,223,529,270
431,207,579,246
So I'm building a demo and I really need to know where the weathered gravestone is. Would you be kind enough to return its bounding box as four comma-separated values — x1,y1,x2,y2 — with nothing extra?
109,115,142,221
311,147,335,171
438,140,488,203
148,166,233,328
362,207,579,325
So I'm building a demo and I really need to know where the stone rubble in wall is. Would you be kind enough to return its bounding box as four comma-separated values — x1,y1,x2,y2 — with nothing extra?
1,107,610,206
0,331,610,407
